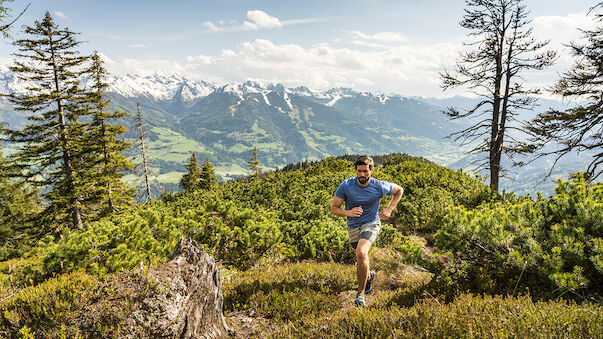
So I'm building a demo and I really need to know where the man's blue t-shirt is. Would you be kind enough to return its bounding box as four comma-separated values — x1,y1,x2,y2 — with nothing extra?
334,177,394,228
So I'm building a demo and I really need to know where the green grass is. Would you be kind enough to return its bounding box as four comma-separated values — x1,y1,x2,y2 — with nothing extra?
223,253,602,338
156,171,186,183
147,126,212,162
228,143,249,153
275,294,603,338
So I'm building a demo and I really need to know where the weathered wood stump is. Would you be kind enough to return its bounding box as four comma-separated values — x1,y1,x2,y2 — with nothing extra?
80,238,232,338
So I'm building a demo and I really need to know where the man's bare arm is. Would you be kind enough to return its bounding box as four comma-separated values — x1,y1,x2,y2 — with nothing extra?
330,196,362,217
379,184,403,220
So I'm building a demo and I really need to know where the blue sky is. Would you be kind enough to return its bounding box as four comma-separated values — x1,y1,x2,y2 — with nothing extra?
0,0,599,97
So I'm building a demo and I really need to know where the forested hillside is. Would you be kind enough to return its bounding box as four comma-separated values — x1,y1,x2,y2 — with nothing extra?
1,155,601,337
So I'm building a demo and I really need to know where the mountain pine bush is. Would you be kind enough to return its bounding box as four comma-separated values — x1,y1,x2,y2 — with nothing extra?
434,175,602,299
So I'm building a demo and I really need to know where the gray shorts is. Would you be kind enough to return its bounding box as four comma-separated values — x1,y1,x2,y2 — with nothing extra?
348,220,381,248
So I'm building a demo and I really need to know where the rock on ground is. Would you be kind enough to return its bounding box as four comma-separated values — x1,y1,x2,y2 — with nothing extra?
79,238,232,338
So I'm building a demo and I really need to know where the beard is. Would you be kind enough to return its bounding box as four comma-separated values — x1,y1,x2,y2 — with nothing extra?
358,176,369,184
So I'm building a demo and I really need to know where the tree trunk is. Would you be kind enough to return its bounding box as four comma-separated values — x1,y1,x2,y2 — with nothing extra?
49,29,83,229
78,238,233,338
101,120,116,212
136,103,152,203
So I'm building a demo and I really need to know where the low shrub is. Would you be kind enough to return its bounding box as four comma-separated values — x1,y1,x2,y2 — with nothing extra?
434,176,603,299
246,287,341,321
375,224,424,264
224,262,356,318
276,294,603,338
377,160,491,233
0,271,97,338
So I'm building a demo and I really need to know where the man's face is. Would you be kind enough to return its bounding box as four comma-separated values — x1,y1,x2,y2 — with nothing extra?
356,164,373,185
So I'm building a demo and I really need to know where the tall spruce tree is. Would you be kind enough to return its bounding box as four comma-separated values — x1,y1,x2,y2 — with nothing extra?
440,0,556,193
0,0,39,259
0,159,41,259
5,12,91,229
0,123,41,260
180,152,202,192
199,156,217,190
525,3,603,181
82,52,134,214
248,146,262,181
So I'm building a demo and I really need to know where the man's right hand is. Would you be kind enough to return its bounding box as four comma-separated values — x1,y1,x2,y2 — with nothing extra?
349,206,363,217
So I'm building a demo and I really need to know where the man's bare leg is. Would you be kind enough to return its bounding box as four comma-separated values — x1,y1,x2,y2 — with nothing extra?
355,238,372,293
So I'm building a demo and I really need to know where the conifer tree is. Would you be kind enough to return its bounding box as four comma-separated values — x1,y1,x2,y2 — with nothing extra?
5,12,92,229
180,152,202,192
525,3,603,181
0,1,39,258
199,156,217,190
248,146,262,181
82,52,135,214
0,147,41,259
0,0,13,38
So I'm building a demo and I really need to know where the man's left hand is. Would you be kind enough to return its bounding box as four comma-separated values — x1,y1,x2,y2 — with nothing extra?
379,209,392,220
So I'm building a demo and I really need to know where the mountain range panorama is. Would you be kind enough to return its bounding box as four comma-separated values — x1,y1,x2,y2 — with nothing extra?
0,69,588,195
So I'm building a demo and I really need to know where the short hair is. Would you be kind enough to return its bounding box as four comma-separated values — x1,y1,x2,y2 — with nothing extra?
355,155,374,170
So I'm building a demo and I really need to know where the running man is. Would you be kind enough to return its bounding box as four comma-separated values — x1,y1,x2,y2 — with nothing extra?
330,156,403,307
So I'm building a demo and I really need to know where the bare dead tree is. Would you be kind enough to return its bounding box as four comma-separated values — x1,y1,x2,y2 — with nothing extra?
134,103,155,204
440,0,556,193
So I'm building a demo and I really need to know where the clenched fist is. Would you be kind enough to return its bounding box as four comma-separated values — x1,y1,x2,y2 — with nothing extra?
349,206,363,217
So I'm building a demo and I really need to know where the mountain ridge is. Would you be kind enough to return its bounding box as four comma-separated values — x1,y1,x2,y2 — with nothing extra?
0,69,588,195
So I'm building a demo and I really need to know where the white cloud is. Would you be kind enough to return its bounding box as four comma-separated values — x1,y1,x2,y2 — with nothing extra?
128,44,147,48
345,30,409,42
221,49,236,58
107,58,189,77
532,12,594,47
243,10,282,30
103,12,596,99
351,40,387,48
242,21,258,31
202,11,325,34
183,38,460,97
54,11,69,19
185,54,215,65
282,17,330,26
532,12,596,64
203,21,219,32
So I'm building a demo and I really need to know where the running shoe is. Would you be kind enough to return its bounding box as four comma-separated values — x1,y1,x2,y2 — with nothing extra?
365,271,376,295
354,293,366,307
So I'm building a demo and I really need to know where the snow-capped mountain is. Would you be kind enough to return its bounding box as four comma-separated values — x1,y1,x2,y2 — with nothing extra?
0,68,408,111
106,73,216,102
0,69,217,103
0,65,36,99
95,73,406,110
